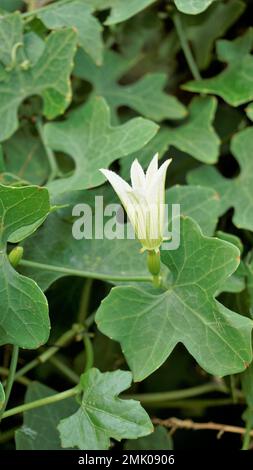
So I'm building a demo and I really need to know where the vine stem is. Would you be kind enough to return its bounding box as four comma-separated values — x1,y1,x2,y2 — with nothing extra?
0,346,19,420
1,386,79,420
153,417,253,438
19,259,153,283
173,13,202,81
84,335,94,372
0,367,31,387
241,411,253,450
9,325,81,385
126,382,239,404
78,279,93,324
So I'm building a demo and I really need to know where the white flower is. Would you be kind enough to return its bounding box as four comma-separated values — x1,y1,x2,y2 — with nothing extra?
100,153,172,252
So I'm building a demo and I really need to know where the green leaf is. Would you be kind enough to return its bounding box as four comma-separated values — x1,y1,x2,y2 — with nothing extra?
174,0,214,15
188,127,253,231
38,0,103,65
74,49,186,122
58,368,153,450
20,212,150,291
166,184,220,236
44,96,158,195
120,128,173,180
96,217,253,381
15,382,77,450
183,29,253,106
120,96,219,173
0,185,50,348
0,0,23,12
125,425,173,450
0,382,5,409
0,17,77,141
216,232,245,295
3,126,49,185
180,1,245,70
104,0,157,25
165,96,220,163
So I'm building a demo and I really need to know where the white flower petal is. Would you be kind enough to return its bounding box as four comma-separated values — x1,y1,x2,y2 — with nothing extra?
146,153,158,185
130,159,146,190
147,158,172,203
100,168,132,203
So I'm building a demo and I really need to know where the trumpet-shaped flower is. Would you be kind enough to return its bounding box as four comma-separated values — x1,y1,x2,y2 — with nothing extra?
100,153,172,252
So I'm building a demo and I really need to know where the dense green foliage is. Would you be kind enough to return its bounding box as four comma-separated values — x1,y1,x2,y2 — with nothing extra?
0,0,253,451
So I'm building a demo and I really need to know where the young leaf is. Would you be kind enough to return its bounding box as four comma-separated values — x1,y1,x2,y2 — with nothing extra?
74,49,186,122
44,96,158,195
96,217,253,381
0,16,77,141
0,185,50,348
58,368,153,450
15,382,78,450
188,127,253,231
37,0,103,65
183,29,253,106
174,0,214,15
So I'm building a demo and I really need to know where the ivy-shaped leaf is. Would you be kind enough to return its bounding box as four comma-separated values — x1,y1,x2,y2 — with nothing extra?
0,185,50,348
74,49,186,122
15,382,77,450
0,13,77,141
20,183,220,291
188,127,253,231
38,0,103,65
165,96,220,163
184,29,253,106
44,96,158,195
174,0,214,15
120,96,220,176
96,217,253,381
58,368,153,450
